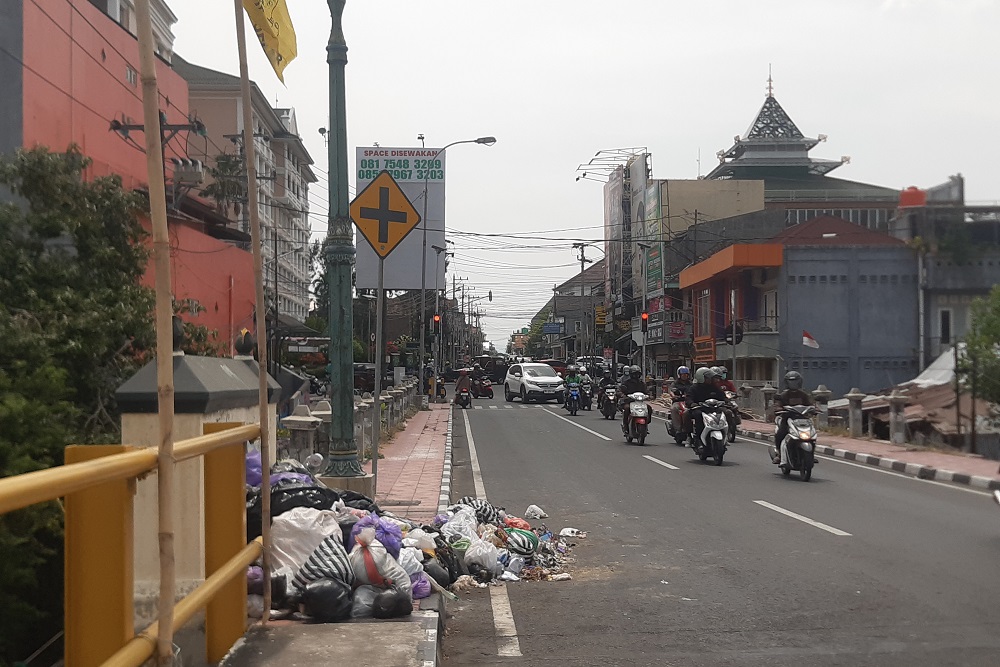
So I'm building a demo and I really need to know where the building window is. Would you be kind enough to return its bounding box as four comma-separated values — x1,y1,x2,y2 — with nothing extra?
939,309,952,345
697,289,711,337
574,320,581,333
126,65,138,87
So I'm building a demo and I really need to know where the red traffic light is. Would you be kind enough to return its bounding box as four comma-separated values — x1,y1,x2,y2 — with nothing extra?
433,314,441,323
640,311,649,332
640,312,649,321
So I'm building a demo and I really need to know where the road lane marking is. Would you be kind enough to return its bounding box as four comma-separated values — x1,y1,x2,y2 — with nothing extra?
462,412,522,657
542,408,612,440
473,405,483,410
488,405,498,409
753,500,852,536
733,436,993,498
643,455,679,470
503,405,513,409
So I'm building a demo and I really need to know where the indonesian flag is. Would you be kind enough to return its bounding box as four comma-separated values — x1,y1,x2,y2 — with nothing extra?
802,330,820,349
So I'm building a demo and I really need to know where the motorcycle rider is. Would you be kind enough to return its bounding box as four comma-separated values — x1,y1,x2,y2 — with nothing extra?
598,370,617,411
669,366,693,435
772,370,813,464
563,365,582,408
712,366,741,441
579,366,594,409
454,368,472,405
619,365,648,432
684,367,727,442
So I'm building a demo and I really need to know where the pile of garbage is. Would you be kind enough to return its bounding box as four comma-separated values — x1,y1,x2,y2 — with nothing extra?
244,452,584,624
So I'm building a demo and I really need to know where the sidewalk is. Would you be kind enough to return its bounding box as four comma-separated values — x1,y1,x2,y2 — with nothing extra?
737,418,1000,490
222,404,453,667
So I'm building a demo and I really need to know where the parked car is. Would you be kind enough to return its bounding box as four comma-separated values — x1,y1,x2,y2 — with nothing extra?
504,363,565,403
473,355,510,382
353,363,376,394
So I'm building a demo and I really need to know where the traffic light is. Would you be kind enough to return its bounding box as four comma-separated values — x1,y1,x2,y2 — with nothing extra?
432,313,441,334
640,311,649,333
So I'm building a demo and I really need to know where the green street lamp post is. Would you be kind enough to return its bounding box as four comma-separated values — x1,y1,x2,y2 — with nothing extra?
417,136,496,408
323,0,363,476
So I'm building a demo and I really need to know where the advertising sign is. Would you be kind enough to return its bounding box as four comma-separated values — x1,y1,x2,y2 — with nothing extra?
542,322,563,335
646,243,662,294
354,147,446,289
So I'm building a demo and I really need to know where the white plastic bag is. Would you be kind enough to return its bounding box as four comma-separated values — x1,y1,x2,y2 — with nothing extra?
525,504,548,519
349,527,412,595
464,538,499,572
441,507,479,542
398,547,425,576
402,528,437,551
270,507,343,582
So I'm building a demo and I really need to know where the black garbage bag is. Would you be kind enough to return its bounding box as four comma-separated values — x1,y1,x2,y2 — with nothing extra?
246,481,341,541
467,562,494,584
337,489,381,514
433,537,463,584
422,560,450,590
338,514,360,551
372,585,412,619
302,578,353,623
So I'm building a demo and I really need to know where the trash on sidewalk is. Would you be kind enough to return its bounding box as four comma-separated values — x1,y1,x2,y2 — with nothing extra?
245,451,586,631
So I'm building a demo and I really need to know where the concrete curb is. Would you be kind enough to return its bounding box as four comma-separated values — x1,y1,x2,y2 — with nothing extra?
732,426,1000,491
438,405,454,514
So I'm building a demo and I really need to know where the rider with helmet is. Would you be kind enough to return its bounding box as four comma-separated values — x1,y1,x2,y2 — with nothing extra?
772,371,813,463
669,366,693,435
712,366,737,393
684,367,727,441
711,365,740,441
454,367,472,403
619,365,648,431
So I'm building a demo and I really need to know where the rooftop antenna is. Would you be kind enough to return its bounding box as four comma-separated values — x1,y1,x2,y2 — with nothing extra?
767,64,774,98
697,147,702,178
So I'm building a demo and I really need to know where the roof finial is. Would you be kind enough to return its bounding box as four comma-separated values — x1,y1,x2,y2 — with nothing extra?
767,64,774,98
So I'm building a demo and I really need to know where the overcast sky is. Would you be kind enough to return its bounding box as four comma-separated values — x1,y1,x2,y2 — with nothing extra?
169,0,1000,348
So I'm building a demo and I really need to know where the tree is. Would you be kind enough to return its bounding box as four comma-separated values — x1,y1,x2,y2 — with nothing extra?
173,298,227,357
200,153,247,218
0,146,157,663
964,286,1000,407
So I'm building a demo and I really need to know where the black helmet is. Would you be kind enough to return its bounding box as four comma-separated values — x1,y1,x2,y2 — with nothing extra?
629,365,641,378
784,370,803,391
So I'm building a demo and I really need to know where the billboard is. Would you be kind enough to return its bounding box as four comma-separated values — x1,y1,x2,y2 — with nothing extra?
354,147,446,290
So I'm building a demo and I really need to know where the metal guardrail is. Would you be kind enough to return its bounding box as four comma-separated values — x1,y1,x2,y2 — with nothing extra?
0,422,262,667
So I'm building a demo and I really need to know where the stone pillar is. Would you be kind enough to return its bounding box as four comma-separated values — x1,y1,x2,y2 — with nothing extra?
889,390,908,445
812,384,832,429
845,388,865,438
354,399,372,459
281,404,321,462
738,383,752,410
762,382,777,418
379,392,391,435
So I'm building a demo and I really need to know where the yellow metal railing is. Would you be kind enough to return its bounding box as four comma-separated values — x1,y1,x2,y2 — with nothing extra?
0,422,262,667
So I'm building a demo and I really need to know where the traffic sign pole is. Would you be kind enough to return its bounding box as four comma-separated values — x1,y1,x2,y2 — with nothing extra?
372,257,385,493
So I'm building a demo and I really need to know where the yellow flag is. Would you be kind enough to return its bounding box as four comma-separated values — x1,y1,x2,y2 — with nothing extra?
242,0,297,82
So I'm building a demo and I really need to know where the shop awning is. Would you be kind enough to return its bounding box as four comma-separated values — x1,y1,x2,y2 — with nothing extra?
679,244,783,289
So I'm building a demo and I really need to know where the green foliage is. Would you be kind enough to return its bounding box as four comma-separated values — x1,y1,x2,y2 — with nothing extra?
353,338,366,362
173,298,226,357
0,146,157,663
200,153,247,217
964,286,1000,406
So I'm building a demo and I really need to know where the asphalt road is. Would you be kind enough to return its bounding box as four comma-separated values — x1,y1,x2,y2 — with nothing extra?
442,393,1000,666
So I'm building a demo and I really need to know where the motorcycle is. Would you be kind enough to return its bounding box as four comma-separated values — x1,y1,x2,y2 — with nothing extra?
600,387,618,420
724,390,741,442
769,405,819,481
623,392,650,445
473,377,494,399
456,387,472,409
689,399,729,465
436,376,448,400
565,382,581,416
309,374,328,397
581,380,593,411
666,390,688,446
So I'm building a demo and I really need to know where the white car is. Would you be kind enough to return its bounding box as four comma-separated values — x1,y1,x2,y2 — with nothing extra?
504,363,565,403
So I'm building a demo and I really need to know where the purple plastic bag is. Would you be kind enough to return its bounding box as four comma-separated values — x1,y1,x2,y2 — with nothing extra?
410,572,432,599
247,565,264,594
270,472,314,487
432,514,450,527
349,514,403,560
246,449,263,487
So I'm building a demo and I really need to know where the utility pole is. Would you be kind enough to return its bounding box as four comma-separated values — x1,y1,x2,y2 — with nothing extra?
573,243,593,362
637,242,650,377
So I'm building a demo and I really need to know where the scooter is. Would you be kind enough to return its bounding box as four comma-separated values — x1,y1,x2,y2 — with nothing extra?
689,399,728,465
666,390,688,446
768,405,819,481
600,387,618,420
565,382,581,416
436,376,447,400
456,387,472,409
473,378,494,399
623,392,650,445
581,380,593,411
724,390,741,442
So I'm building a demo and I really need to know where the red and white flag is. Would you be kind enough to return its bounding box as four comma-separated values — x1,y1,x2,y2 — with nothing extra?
802,330,820,349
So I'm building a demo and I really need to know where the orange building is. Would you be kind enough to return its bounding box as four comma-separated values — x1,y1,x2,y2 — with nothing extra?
2,0,256,352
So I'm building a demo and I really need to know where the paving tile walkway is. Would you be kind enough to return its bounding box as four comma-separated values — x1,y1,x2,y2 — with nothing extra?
363,403,450,523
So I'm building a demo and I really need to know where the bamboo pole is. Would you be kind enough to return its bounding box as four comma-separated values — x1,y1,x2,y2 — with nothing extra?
233,0,273,619
134,0,176,662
